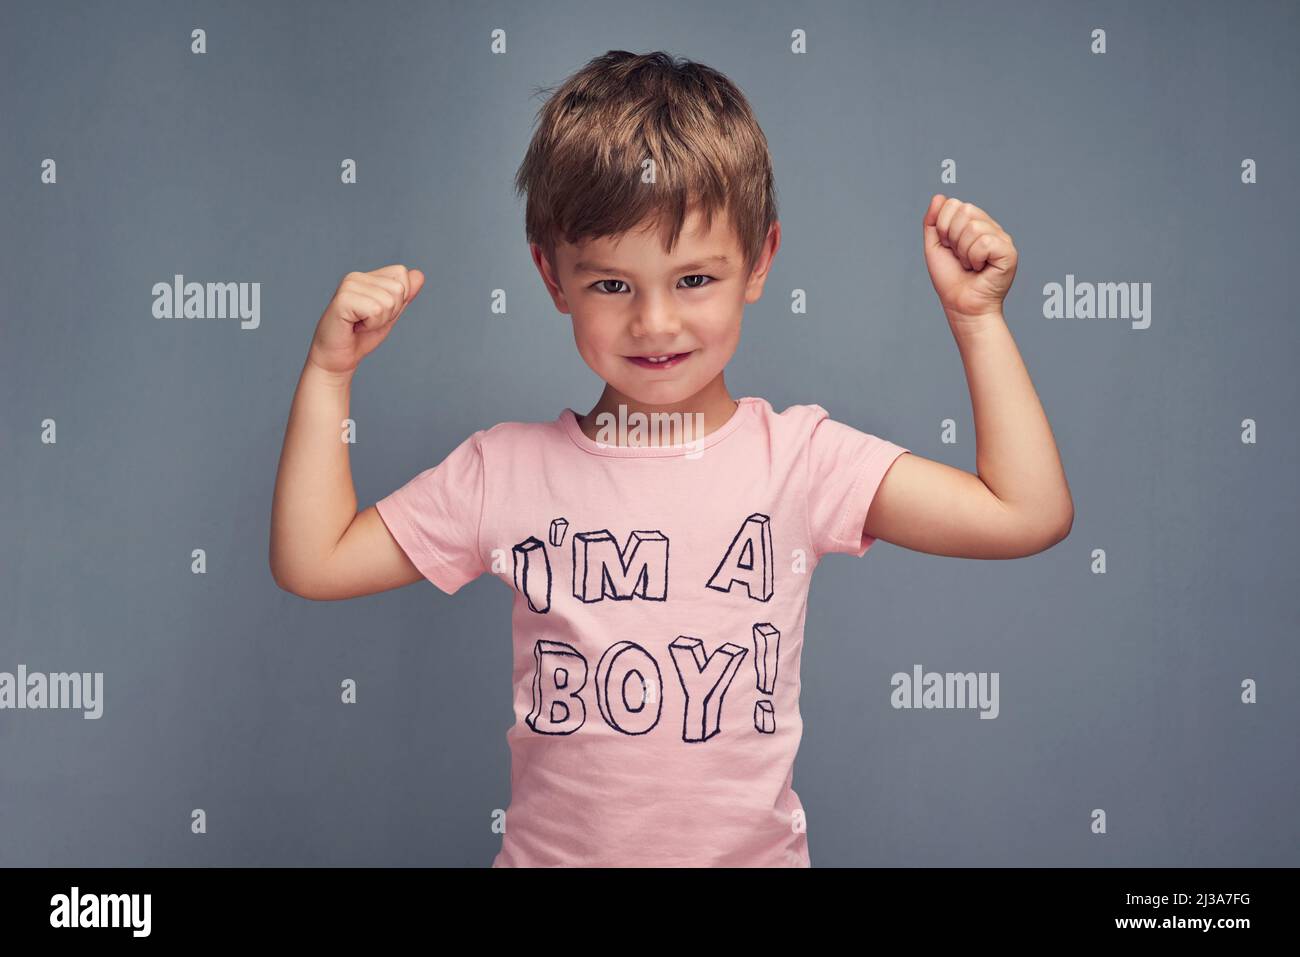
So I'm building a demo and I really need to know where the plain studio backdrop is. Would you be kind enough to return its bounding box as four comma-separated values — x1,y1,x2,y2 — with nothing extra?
1,0,1297,866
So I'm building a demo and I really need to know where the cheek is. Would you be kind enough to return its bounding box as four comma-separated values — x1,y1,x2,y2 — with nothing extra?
571,315,616,363
698,305,742,348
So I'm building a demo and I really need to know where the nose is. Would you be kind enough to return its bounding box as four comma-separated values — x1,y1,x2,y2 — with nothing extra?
629,290,682,339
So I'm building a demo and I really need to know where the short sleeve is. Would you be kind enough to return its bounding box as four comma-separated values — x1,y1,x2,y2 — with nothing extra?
374,430,488,595
805,406,909,559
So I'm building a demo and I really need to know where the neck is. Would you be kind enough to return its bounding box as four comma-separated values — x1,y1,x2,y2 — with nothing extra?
577,373,738,446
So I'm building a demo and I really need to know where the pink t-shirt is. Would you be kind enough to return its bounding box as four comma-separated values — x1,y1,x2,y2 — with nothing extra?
374,396,909,867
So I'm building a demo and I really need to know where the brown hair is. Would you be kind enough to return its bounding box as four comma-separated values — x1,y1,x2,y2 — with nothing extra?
514,50,778,279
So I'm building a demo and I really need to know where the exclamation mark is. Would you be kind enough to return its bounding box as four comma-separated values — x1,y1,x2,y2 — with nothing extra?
752,622,780,734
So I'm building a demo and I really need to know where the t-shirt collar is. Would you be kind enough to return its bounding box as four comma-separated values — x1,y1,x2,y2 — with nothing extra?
558,397,757,458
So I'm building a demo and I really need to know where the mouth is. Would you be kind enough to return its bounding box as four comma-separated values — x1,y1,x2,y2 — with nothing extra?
625,351,694,371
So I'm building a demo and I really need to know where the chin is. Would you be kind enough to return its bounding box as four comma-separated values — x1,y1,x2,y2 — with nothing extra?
614,378,702,406
618,385,686,405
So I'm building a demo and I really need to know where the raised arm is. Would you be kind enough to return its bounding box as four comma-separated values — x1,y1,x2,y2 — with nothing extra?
269,265,429,600
863,196,1073,559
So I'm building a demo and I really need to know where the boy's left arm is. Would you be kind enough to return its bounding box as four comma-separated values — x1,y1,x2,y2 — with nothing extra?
864,194,1074,560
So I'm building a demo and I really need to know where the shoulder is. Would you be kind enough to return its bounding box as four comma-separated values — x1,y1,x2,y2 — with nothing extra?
468,414,570,456
743,396,835,439
747,397,904,474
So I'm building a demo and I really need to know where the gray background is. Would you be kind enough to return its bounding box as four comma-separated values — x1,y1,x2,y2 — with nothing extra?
2,0,1297,866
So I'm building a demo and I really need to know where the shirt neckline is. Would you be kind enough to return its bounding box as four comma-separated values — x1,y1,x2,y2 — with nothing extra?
558,396,759,458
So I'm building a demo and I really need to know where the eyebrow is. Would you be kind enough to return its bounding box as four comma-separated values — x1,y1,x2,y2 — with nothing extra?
573,254,733,275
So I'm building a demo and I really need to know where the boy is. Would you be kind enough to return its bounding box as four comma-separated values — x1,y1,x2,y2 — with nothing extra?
269,50,1073,867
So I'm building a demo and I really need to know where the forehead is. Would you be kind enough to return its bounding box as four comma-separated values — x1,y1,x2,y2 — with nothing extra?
562,205,742,273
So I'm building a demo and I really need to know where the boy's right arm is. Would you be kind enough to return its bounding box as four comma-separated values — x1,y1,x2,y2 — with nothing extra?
269,265,427,600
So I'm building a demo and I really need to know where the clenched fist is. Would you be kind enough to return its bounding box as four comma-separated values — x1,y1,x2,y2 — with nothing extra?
309,264,426,376
922,194,1017,335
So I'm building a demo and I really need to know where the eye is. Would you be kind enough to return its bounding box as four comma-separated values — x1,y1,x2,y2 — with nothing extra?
589,275,716,294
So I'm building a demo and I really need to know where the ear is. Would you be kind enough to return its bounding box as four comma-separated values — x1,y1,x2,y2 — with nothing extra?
743,221,782,304
530,243,572,314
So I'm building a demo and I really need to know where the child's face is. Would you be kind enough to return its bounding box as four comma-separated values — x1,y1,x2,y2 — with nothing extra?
532,205,779,407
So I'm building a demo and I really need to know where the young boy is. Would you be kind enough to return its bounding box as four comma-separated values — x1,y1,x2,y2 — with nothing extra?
269,50,1073,867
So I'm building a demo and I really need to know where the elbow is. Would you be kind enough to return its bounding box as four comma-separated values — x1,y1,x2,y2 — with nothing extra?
1052,497,1075,542
269,543,291,594
271,563,343,601
270,557,315,600
1035,502,1074,553
270,535,318,599
1006,501,1073,557
270,560,300,597
273,571,327,601
270,540,346,600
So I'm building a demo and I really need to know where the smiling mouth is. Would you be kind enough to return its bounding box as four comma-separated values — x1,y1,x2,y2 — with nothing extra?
625,351,693,370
